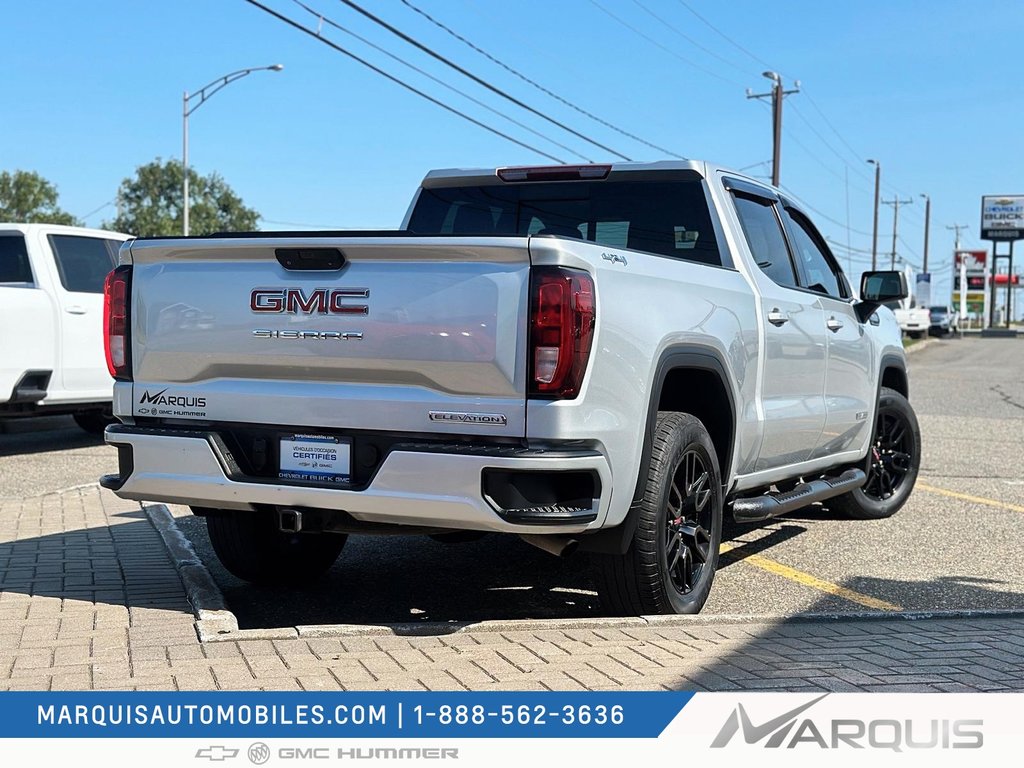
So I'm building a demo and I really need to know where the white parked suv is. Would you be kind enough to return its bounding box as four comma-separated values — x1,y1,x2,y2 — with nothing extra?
0,223,131,433
99,161,921,614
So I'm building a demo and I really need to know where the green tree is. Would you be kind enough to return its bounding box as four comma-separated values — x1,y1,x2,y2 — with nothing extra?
0,170,81,225
107,158,260,237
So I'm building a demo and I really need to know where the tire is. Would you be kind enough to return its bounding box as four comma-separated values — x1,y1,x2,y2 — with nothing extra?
73,409,117,435
594,412,722,615
829,386,920,520
204,509,347,585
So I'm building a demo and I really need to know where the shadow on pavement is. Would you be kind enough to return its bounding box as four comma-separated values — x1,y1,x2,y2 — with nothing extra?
0,415,101,458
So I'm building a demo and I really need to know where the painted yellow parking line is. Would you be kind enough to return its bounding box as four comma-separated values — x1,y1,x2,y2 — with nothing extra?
719,542,903,611
916,482,1024,514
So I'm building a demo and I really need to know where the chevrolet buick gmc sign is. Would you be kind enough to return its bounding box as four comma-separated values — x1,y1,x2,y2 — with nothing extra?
981,195,1024,241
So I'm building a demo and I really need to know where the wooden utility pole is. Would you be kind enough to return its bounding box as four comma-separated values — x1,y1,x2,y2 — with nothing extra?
920,194,931,272
867,160,881,270
746,72,799,187
882,197,914,270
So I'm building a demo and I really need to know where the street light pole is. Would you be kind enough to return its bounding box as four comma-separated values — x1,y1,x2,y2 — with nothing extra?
867,160,881,271
182,64,283,236
920,194,931,273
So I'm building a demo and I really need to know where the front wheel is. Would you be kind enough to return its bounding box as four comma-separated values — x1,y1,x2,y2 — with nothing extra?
594,412,722,615
203,509,347,585
829,386,921,520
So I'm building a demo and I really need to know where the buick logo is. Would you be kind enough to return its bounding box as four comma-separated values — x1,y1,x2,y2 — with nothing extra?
247,742,270,765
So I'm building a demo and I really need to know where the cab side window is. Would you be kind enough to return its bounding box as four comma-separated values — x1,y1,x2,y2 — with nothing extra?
782,208,847,299
0,234,33,284
731,193,799,289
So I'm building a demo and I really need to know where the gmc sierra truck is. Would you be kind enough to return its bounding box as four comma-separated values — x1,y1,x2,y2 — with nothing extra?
100,161,920,615
1,223,130,433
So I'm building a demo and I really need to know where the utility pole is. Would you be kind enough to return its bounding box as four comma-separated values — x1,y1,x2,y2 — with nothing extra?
867,160,881,270
948,224,969,328
947,223,968,253
882,197,913,270
919,194,931,272
746,72,799,187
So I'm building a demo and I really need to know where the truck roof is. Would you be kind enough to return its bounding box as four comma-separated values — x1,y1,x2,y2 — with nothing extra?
420,160,753,188
0,222,132,239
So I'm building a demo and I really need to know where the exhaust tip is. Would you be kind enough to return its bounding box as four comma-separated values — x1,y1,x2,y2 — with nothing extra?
519,534,579,558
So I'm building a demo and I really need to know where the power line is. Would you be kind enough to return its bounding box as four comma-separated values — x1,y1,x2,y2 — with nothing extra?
788,102,873,194
674,0,778,73
291,0,589,160
398,0,682,159
629,0,753,78
779,183,874,238
241,0,566,163
335,0,632,160
587,0,744,87
670,2,925,220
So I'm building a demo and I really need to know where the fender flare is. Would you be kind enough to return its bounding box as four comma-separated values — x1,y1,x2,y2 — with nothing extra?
579,344,737,554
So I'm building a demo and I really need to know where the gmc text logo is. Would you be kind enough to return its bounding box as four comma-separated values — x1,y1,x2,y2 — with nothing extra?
251,287,369,315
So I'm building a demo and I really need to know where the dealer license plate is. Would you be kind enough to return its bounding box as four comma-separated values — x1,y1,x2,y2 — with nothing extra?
278,434,351,484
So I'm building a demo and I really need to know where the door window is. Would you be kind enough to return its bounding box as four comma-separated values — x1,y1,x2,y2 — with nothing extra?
731,194,798,289
48,235,117,293
782,208,847,299
0,234,33,284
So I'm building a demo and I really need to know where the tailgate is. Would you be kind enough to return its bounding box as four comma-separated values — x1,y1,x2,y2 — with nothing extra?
126,237,530,437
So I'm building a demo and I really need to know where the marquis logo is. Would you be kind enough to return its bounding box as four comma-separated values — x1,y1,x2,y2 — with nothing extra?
710,694,984,751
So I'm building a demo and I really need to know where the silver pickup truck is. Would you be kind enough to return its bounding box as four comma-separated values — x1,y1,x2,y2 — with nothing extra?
100,161,920,615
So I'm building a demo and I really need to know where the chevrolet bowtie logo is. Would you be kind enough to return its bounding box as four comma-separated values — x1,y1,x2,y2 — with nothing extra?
195,746,240,761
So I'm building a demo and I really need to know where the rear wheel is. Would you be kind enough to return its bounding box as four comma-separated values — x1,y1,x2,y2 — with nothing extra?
73,409,117,435
595,412,722,615
830,386,920,520
203,509,346,585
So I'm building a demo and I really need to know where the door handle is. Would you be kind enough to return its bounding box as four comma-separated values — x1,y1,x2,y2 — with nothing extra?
65,305,88,315
826,317,844,332
767,308,789,326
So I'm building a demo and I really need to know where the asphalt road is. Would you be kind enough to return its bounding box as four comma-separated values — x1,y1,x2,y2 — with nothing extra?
5,336,1024,629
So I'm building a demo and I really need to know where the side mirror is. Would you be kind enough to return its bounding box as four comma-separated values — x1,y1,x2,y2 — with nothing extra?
855,270,908,322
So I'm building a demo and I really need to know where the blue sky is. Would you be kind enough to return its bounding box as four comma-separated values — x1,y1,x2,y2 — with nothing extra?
4,0,1024,302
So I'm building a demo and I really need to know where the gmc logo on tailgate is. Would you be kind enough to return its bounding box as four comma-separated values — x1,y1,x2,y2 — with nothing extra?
250,287,369,314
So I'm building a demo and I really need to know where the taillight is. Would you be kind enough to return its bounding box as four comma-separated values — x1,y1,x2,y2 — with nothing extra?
528,267,596,399
103,265,132,380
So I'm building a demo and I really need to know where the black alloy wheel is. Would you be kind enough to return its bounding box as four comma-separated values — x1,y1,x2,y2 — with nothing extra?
863,409,913,501
829,386,920,520
664,450,714,596
595,412,722,615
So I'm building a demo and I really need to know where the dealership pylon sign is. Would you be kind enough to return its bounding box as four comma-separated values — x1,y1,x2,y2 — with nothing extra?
979,195,1022,327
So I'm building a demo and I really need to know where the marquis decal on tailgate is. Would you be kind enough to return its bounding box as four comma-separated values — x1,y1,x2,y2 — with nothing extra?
136,388,207,418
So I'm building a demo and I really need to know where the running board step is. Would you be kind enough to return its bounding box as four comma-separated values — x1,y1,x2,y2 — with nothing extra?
731,468,866,523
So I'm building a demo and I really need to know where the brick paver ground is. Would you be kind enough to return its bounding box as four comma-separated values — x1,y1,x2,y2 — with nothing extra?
2,486,1023,693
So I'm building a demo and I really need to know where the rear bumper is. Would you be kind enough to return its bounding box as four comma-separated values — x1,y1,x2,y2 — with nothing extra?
102,426,612,535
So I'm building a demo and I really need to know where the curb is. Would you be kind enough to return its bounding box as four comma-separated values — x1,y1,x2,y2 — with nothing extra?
904,337,938,355
144,504,240,641
143,508,1024,641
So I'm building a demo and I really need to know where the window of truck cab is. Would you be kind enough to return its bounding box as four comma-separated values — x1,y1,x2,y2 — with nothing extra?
47,234,119,293
780,205,851,300
407,174,724,267
0,233,34,285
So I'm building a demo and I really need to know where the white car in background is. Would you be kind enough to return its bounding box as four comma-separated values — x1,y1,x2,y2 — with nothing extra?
0,223,131,433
